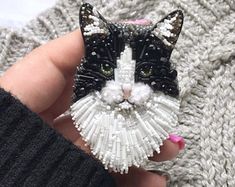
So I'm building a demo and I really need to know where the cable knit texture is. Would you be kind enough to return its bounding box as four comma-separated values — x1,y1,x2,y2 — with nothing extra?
0,0,235,186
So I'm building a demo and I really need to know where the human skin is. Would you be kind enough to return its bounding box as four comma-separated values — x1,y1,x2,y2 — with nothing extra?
0,29,183,187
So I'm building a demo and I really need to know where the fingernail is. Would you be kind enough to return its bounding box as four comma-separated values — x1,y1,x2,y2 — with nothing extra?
168,134,185,150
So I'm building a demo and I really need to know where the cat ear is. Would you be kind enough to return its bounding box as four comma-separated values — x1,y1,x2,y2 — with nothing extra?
79,3,110,39
151,10,184,48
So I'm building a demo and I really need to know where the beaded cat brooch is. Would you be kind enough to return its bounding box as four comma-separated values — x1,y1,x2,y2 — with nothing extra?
71,3,183,173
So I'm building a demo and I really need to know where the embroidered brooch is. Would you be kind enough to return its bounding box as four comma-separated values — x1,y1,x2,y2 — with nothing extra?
71,3,183,173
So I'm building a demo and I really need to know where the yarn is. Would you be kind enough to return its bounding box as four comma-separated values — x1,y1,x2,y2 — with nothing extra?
0,0,235,186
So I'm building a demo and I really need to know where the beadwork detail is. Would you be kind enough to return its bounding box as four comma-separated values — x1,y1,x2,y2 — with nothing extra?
71,3,183,173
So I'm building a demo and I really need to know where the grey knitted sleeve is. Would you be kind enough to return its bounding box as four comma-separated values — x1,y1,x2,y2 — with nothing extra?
0,0,235,186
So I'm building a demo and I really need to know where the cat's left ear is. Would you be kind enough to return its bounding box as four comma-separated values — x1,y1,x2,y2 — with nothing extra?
151,10,184,48
79,3,110,40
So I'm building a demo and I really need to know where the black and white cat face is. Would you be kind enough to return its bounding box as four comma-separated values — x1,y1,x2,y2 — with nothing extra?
73,3,183,106
71,3,183,173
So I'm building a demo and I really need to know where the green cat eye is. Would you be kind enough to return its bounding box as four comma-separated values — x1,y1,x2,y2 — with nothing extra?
101,63,114,76
140,65,153,77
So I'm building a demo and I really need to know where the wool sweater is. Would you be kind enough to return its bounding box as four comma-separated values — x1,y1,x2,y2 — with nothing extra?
0,89,115,187
0,88,115,186
0,0,235,186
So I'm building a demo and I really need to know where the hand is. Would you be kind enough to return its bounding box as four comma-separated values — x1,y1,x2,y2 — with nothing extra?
0,30,184,187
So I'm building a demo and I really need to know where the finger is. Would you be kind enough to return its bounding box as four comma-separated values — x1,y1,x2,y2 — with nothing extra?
150,139,181,162
113,167,167,187
0,30,84,113
39,77,74,123
53,115,80,143
53,115,91,154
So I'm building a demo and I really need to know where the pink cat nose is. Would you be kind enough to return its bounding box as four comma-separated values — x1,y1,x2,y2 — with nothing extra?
122,83,132,99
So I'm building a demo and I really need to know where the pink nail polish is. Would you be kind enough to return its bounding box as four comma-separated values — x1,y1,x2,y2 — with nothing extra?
168,134,185,150
121,19,152,25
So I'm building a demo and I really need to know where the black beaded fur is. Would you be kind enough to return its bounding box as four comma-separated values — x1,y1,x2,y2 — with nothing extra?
74,3,183,101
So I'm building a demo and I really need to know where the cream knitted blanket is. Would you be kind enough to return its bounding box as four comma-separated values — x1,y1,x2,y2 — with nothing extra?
0,0,235,186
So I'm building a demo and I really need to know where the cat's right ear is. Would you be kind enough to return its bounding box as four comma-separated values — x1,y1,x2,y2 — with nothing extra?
151,10,183,48
79,3,110,41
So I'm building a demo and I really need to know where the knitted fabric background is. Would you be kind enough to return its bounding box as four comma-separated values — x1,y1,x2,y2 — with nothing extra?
0,0,235,186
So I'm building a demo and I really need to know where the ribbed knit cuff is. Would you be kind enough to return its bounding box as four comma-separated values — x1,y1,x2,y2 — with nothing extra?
0,88,115,187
